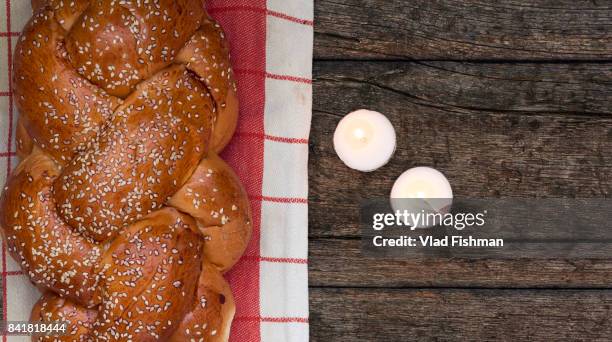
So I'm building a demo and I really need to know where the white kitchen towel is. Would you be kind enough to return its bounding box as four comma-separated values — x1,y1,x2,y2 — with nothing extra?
0,1,313,341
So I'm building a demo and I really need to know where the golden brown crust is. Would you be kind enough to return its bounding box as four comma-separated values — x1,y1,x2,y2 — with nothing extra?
13,9,121,165
3,1,250,340
0,151,102,306
177,13,240,152
53,65,214,242
169,154,252,273
31,0,46,12
31,0,89,30
64,0,205,98
212,85,240,153
170,261,236,342
92,208,203,341
16,118,34,159
31,292,97,341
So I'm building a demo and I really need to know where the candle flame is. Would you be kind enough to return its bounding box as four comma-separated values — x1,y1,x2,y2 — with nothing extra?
353,128,367,142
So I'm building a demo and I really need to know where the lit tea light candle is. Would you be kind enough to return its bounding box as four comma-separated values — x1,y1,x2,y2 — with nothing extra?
390,167,453,227
333,109,396,172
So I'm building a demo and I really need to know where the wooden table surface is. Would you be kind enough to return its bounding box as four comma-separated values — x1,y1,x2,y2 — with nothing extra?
308,1,612,341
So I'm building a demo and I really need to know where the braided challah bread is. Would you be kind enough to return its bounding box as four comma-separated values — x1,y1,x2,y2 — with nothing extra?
1,1,252,340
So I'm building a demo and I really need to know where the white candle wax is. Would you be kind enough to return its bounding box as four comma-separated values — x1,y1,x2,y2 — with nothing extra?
390,167,453,228
333,110,396,172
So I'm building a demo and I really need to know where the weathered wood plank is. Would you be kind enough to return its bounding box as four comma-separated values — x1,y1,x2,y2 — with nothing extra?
310,288,612,341
316,61,612,115
315,0,612,60
309,238,612,288
310,61,612,237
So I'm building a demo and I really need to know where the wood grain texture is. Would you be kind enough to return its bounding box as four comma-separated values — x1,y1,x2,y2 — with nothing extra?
309,1,612,339
310,288,612,341
309,238,612,288
310,61,612,237
315,0,612,60
319,61,612,115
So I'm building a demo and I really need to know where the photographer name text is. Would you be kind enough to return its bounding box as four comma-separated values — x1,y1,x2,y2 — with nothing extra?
372,235,504,248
